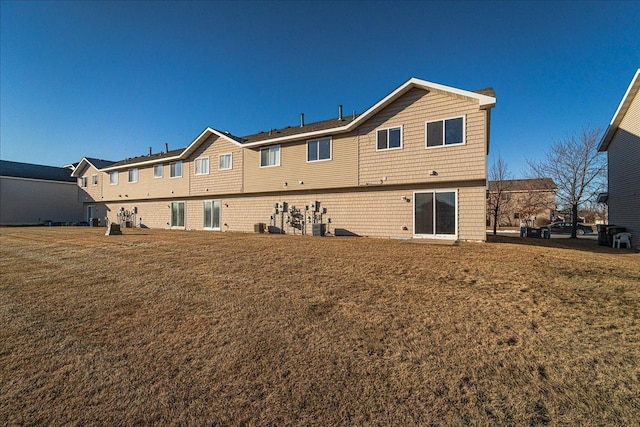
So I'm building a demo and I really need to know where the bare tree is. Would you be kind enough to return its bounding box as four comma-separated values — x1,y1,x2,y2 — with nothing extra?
487,156,512,235
528,127,607,238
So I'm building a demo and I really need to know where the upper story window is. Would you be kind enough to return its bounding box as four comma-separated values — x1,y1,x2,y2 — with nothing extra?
109,171,118,185
426,116,465,148
170,161,182,178
260,145,280,167
377,126,402,150
154,164,163,178
219,153,232,170
307,137,332,162
80,177,88,188
91,174,98,185
195,157,209,175
128,168,138,183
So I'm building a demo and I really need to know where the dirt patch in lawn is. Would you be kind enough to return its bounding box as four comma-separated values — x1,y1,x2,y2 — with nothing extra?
1,227,639,425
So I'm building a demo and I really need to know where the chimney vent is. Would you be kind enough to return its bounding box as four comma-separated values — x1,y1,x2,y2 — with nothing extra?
165,142,169,152
300,113,305,127
149,147,152,156
338,105,343,121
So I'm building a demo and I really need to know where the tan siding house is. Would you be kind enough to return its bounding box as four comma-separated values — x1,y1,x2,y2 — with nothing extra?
72,77,496,241
598,69,640,248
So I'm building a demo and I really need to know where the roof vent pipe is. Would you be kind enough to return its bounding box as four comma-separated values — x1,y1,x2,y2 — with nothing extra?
149,147,152,156
339,105,343,121
165,142,169,152
300,113,305,127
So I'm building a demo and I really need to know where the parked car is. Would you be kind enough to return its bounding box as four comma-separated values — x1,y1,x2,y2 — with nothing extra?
547,222,594,235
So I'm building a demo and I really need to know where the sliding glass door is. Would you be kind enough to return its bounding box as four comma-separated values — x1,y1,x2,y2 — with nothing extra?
414,190,457,238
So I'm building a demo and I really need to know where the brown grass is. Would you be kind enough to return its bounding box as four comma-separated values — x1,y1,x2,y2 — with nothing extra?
1,227,639,426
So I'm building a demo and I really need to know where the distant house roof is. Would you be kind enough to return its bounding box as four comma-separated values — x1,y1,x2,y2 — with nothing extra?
488,178,557,192
98,77,496,172
598,68,640,152
0,160,76,183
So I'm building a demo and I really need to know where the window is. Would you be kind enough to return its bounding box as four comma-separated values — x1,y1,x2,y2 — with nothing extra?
91,175,98,185
203,200,221,230
426,116,465,148
219,153,232,170
195,157,209,175
154,164,163,178
514,213,520,219
170,161,182,178
109,171,118,185
307,137,332,162
171,202,185,228
377,126,402,150
128,168,138,183
80,177,88,187
414,190,457,237
260,145,280,167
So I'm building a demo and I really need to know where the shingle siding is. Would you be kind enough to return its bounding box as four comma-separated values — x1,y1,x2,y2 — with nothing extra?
608,88,640,247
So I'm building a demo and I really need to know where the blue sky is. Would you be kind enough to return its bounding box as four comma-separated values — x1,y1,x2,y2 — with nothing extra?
1,0,639,176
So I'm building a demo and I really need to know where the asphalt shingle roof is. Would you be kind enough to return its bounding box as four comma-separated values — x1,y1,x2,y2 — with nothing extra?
488,178,557,192
0,160,76,182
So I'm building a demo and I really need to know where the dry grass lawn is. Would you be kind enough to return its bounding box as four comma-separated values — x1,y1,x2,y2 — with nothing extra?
1,227,639,426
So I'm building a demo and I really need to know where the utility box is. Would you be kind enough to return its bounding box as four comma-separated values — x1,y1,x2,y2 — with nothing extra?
312,223,326,236
254,223,265,233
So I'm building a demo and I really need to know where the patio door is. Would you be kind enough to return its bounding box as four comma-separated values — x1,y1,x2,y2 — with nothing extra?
171,202,185,228
203,200,221,230
414,190,457,238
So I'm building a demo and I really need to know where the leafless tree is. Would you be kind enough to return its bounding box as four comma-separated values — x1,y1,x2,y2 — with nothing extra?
528,127,607,238
487,156,512,235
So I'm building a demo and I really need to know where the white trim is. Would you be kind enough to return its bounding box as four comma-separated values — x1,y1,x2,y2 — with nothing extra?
598,69,640,151
376,125,403,151
306,137,332,163
194,157,210,175
93,78,496,172
260,145,281,168
219,153,233,170
425,115,466,149
412,189,458,239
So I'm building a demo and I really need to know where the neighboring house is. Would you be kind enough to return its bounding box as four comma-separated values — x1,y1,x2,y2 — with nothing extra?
72,77,496,241
487,178,557,227
0,160,82,225
598,69,640,248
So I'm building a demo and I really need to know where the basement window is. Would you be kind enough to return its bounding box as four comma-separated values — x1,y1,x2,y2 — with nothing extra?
376,126,402,150
426,116,465,148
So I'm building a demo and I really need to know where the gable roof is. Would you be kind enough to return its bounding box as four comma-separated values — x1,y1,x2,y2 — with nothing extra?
598,68,640,152
71,157,117,177
0,160,76,183
488,178,557,192
98,77,496,171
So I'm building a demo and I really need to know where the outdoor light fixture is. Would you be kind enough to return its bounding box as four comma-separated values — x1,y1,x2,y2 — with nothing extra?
429,170,438,176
